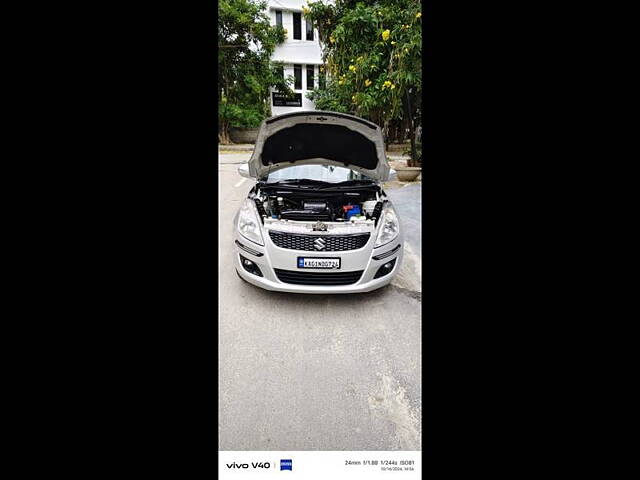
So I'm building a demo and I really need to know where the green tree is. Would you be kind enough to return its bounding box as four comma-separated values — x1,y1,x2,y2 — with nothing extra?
304,0,422,165
218,0,292,143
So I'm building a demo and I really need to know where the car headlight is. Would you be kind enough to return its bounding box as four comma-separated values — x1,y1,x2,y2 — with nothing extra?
237,199,264,246
374,204,400,248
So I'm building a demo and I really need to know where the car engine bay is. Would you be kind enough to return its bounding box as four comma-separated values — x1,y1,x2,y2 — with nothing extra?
249,184,386,231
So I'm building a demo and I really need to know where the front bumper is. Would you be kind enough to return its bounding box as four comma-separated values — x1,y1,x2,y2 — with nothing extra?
234,230,403,294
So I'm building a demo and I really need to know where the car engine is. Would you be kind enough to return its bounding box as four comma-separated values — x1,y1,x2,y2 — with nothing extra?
252,187,385,225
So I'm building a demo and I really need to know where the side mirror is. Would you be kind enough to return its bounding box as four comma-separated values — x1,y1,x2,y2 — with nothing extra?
238,163,251,178
388,168,398,182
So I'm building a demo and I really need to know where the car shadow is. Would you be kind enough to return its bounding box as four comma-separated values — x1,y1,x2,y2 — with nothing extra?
238,276,398,304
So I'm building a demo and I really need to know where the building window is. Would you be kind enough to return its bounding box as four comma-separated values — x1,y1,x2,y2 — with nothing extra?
275,10,282,28
306,19,314,41
294,64,302,90
293,12,301,40
306,65,315,90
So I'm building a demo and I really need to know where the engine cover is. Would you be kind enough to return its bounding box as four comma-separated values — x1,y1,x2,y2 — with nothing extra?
302,201,328,212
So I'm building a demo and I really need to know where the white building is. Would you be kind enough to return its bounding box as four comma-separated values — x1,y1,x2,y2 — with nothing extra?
266,0,326,115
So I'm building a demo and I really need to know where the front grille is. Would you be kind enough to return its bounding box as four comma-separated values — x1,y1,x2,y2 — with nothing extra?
274,269,364,286
269,231,370,251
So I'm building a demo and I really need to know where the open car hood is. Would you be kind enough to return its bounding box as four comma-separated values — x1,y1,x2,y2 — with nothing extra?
247,111,390,181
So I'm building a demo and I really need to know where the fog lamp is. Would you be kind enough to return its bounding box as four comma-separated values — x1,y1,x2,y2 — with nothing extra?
373,258,396,279
239,255,263,277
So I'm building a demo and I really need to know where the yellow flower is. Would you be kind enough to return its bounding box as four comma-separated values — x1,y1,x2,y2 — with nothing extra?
349,65,356,72
357,56,363,62
303,7,310,14
390,84,395,89
404,48,408,53
338,80,344,85
329,36,335,43
377,11,382,15
416,12,422,18
352,95,356,101
391,41,396,45
365,79,372,87
381,29,390,41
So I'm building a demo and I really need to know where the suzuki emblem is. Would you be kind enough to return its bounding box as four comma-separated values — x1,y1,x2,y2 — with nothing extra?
314,238,326,250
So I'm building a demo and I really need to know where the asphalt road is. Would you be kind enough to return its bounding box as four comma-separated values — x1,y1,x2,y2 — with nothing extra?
218,152,422,451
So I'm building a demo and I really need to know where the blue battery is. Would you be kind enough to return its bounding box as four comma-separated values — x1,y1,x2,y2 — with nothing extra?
345,205,361,220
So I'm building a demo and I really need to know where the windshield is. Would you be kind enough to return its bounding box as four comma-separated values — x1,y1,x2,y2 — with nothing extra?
263,165,374,184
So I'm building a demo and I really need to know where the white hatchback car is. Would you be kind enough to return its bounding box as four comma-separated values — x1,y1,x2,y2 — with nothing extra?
233,111,403,293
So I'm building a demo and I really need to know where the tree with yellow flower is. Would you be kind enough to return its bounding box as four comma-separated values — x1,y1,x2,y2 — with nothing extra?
303,0,422,166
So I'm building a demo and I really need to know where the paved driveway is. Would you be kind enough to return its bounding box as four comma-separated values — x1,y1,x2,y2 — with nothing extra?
218,152,422,450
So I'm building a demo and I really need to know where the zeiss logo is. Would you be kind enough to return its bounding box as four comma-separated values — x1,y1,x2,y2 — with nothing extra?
280,459,292,471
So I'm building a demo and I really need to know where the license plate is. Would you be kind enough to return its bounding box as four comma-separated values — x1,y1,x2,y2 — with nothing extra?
297,257,341,269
